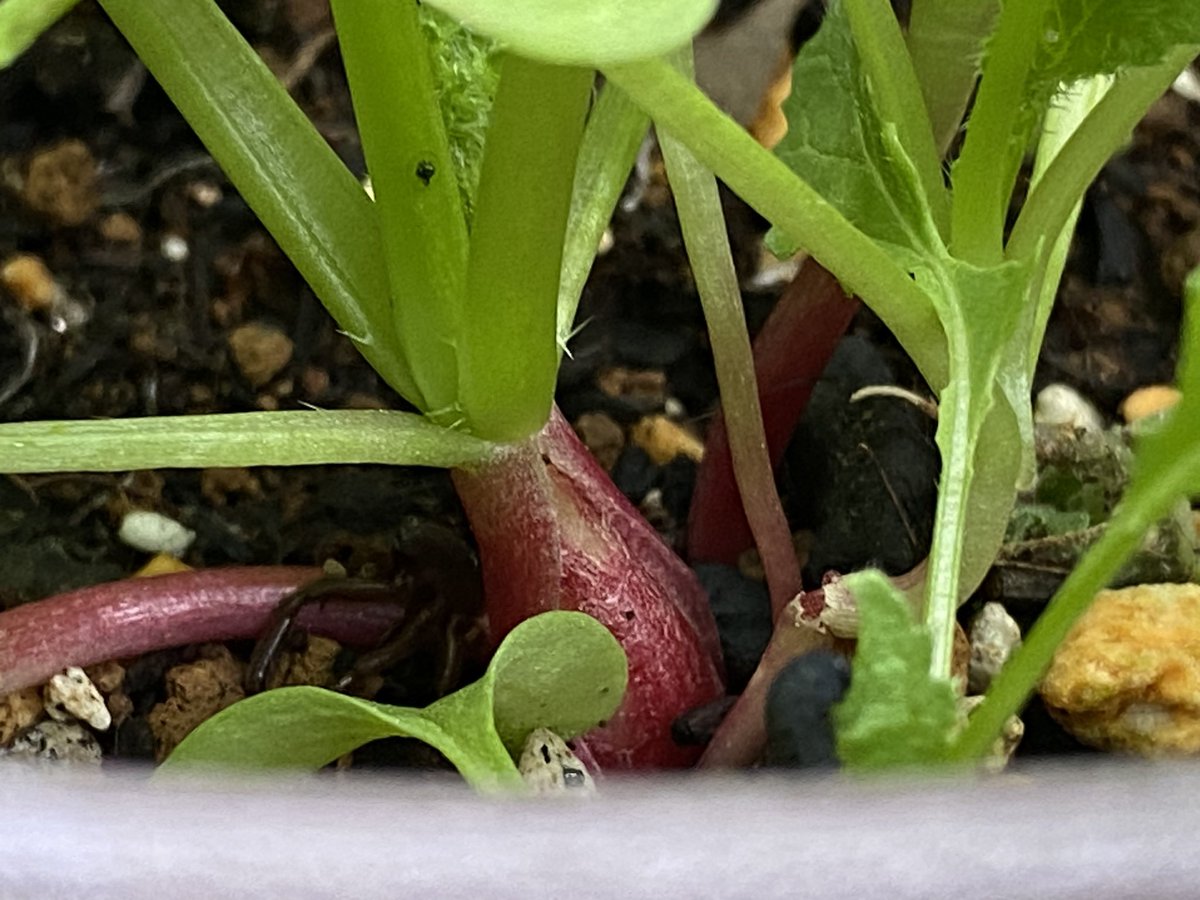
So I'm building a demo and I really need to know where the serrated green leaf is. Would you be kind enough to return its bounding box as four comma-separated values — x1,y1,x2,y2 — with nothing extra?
162,611,626,791
1030,1,1200,95
421,0,718,66
769,3,940,263
833,570,958,769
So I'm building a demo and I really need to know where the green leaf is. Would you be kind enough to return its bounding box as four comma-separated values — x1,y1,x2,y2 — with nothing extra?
769,2,942,264
0,411,496,473
0,0,78,68
1029,1,1200,95
420,6,499,221
833,570,958,769
421,0,718,65
163,611,627,791
489,609,628,753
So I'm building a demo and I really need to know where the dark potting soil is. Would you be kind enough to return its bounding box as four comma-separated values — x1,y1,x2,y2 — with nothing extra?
0,2,1196,766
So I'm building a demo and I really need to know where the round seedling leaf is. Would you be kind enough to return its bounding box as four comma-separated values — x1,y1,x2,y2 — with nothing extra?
489,610,627,753
421,0,719,66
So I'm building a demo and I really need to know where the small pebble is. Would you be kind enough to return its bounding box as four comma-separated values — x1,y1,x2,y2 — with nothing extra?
148,645,245,761
160,232,190,262
0,687,45,746
958,695,1023,771
187,181,222,208
968,602,1022,694
763,650,852,769
0,253,61,312
671,695,737,746
695,563,773,693
1034,383,1104,433
118,509,196,556
99,212,142,244
45,667,111,731
1042,583,1200,756
518,728,595,795
610,445,658,502
21,139,98,226
572,412,625,471
228,322,294,387
1119,385,1182,424
596,367,668,405
264,634,342,691
4,720,101,763
629,415,704,465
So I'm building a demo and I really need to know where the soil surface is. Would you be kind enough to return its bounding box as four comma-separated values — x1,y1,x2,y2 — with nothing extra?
1,2,1197,766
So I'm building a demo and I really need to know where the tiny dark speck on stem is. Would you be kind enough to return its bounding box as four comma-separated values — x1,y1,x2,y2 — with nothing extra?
416,160,436,186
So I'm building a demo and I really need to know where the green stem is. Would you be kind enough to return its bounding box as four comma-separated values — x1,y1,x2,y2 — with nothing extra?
557,84,649,354
949,0,1047,265
458,56,592,441
1023,75,1114,377
1007,48,1197,265
331,0,469,415
843,0,948,234
0,0,79,67
950,470,1188,760
603,58,949,391
0,411,495,472
924,331,977,678
98,0,415,399
906,0,1000,158
658,50,801,617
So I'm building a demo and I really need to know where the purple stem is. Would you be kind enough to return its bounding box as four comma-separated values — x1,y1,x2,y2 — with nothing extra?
0,567,406,695
687,260,858,599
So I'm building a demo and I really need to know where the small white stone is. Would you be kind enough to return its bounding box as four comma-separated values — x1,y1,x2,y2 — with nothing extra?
597,227,614,256
1034,383,1104,433
969,602,1023,694
1172,67,1200,104
160,233,190,262
45,667,111,731
3,720,101,763
118,509,196,556
518,728,595,795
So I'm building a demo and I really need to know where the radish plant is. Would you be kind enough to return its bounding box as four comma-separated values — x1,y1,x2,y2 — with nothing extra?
0,0,1198,777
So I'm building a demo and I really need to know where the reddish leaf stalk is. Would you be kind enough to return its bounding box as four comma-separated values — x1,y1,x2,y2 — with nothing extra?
687,260,859,607
453,407,725,769
0,567,406,696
